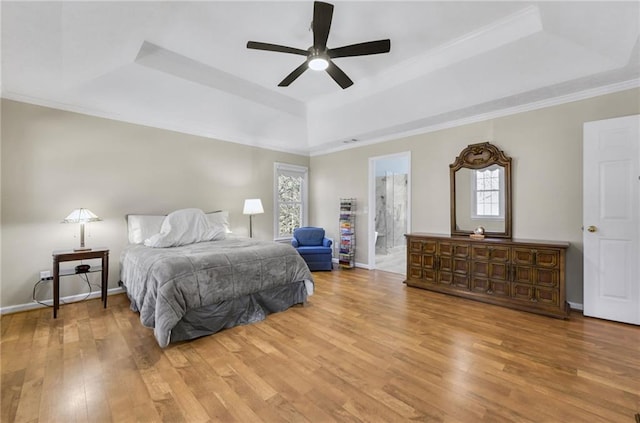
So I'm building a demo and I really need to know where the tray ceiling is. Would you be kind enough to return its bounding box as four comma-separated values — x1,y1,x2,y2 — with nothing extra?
2,1,639,155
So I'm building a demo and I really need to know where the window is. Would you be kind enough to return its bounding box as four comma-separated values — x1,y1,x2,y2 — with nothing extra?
472,165,504,219
274,163,308,240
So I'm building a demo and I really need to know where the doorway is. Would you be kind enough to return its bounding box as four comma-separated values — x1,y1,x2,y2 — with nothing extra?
368,152,411,274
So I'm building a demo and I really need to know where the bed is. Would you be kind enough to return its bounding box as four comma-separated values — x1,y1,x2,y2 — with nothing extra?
119,208,314,347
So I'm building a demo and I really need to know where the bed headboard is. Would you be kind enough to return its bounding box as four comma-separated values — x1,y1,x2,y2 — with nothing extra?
126,210,231,244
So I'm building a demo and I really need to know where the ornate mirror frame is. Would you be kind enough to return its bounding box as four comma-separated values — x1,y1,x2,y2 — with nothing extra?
450,142,512,238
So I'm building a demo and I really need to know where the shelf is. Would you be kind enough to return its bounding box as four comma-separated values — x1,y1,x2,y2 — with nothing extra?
58,266,103,277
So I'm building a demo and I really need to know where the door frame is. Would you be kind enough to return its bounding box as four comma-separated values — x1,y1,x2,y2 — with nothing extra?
368,151,411,270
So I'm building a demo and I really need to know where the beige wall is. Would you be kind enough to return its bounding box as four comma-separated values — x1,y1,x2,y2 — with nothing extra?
2,89,639,309
1,99,309,309
310,88,640,305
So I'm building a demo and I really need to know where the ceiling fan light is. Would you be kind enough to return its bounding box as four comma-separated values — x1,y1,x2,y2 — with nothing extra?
308,57,329,71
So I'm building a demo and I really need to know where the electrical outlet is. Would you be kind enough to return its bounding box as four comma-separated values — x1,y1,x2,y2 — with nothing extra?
40,270,52,280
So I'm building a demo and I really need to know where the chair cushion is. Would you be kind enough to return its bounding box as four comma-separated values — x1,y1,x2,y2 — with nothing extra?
296,246,332,255
293,227,326,246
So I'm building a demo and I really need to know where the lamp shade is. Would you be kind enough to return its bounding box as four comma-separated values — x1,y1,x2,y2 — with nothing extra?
62,208,102,223
62,208,101,251
243,199,264,215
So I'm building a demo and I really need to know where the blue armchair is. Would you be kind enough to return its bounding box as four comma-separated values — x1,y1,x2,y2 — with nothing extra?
291,227,333,271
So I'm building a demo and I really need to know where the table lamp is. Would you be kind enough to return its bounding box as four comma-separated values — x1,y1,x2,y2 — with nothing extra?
62,208,102,251
242,199,264,238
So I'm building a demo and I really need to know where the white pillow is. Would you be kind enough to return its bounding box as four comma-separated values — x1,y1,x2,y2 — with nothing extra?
144,208,226,248
127,210,231,244
206,210,232,233
127,215,165,244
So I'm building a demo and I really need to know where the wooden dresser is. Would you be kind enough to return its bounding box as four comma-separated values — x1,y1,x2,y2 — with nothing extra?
405,233,570,318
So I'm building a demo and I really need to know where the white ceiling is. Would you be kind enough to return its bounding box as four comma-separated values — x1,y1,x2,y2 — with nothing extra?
2,1,639,155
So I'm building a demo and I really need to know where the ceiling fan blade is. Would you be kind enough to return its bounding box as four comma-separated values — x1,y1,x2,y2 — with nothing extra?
247,41,308,56
313,1,334,51
329,39,391,58
278,61,310,87
326,61,353,89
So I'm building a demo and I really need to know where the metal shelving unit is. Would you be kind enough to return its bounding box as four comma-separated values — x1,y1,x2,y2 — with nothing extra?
339,198,356,269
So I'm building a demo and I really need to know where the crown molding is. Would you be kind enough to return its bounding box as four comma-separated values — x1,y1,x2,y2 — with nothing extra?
309,78,640,157
1,91,311,157
4,78,638,159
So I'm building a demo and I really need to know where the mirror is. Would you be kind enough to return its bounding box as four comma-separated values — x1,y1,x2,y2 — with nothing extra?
450,142,512,238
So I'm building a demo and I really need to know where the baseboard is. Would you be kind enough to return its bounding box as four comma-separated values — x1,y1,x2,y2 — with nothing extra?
568,301,584,311
0,287,126,315
331,258,370,270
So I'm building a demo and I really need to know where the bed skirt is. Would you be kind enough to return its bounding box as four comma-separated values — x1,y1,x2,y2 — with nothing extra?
167,280,308,344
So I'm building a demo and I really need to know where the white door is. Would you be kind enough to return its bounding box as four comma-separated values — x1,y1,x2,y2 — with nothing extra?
583,114,639,324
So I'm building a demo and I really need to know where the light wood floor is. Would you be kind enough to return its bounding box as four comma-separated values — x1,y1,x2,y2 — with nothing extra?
2,268,639,422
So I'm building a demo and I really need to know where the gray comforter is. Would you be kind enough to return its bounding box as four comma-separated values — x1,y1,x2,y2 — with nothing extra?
120,238,313,347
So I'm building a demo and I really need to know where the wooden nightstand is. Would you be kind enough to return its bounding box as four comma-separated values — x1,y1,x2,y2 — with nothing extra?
52,247,109,318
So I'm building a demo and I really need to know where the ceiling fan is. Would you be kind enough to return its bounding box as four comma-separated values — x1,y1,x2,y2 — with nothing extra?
247,1,391,89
